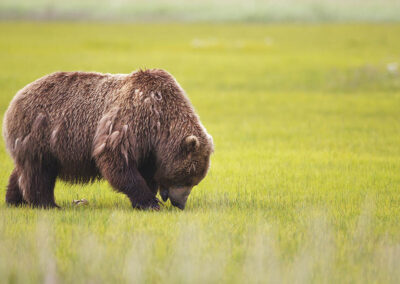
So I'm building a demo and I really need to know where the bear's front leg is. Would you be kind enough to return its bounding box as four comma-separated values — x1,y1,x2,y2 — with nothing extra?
95,153,160,210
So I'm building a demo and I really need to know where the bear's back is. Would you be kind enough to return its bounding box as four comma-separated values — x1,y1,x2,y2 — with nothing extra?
3,71,126,182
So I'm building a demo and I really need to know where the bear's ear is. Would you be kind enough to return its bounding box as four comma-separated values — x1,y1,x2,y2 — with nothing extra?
183,135,200,152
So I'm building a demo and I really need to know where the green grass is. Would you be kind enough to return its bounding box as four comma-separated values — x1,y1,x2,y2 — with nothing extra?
0,23,400,283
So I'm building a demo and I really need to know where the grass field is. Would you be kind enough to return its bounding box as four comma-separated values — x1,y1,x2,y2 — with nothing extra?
0,23,400,283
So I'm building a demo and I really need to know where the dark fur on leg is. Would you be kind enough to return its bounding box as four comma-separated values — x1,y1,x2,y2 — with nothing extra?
96,151,160,210
145,178,159,195
19,158,59,209
5,168,25,206
11,115,60,208
139,153,159,195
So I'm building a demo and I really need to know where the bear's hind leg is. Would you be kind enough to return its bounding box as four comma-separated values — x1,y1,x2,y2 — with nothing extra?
5,168,26,206
19,160,59,208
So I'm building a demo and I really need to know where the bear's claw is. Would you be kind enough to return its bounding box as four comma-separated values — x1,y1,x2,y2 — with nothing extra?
148,197,161,211
134,197,161,211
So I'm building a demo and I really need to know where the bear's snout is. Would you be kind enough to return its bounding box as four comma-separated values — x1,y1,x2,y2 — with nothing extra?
168,186,192,210
170,199,185,210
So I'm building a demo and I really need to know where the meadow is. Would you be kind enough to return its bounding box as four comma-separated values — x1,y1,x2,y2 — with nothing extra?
0,23,400,283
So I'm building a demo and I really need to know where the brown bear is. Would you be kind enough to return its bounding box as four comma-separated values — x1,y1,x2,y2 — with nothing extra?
2,69,213,210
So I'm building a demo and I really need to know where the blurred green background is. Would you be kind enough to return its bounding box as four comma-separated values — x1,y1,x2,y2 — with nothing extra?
1,0,400,22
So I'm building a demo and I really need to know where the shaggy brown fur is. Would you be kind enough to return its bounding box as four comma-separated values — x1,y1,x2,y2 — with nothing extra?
2,69,213,209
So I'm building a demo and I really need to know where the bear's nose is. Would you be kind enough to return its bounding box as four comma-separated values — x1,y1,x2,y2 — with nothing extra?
170,199,185,210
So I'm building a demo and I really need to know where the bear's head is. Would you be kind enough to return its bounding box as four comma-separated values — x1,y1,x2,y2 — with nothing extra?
155,134,214,210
